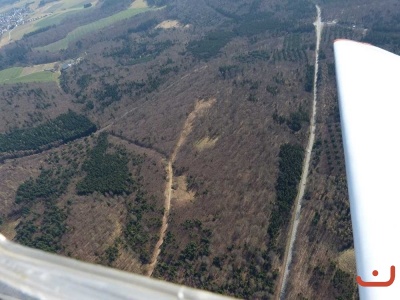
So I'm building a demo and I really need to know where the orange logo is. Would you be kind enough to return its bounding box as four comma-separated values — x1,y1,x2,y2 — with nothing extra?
357,266,395,287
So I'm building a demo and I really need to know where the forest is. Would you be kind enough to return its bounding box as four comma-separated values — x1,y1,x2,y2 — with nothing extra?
0,0,380,298
76,133,134,195
15,168,73,204
14,166,72,252
0,110,96,154
124,188,155,264
268,144,304,245
15,203,67,253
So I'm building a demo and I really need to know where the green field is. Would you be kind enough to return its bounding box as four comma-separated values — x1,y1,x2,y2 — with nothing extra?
36,7,151,52
35,1,97,29
0,67,23,83
35,10,81,28
0,67,57,84
8,71,56,84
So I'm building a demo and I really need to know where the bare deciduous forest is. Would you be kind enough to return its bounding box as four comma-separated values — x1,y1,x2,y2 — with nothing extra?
0,0,399,298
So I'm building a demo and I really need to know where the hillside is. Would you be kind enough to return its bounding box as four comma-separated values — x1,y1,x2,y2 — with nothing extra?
0,0,398,298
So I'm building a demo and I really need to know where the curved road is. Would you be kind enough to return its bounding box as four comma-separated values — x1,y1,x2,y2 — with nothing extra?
277,5,323,300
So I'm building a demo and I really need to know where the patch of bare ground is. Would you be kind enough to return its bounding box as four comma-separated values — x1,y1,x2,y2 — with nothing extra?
130,0,148,9
171,175,195,206
0,219,20,240
173,99,216,161
146,98,216,276
156,20,182,29
194,136,219,152
338,249,356,275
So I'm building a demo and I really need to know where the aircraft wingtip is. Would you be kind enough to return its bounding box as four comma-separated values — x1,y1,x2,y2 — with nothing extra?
334,39,372,46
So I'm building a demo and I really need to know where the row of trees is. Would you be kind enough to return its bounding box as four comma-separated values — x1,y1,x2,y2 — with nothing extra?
268,144,304,244
235,50,270,64
23,25,56,39
124,189,152,264
304,64,314,93
0,110,96,154
188,31,234,59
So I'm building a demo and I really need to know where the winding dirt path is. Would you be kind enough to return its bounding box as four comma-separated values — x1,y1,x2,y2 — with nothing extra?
146,98,216,276
276,5,323,300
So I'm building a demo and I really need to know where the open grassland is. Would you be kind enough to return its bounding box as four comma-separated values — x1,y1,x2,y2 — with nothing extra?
0,67,23,83
35,0,100,29
47,0,98,11
36,7,151,52
34,10,83,29
7,71,57,84
0,63,59,84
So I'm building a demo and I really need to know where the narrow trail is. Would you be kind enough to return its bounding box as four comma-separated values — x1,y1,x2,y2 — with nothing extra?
276,5,323,300
146,98,216,276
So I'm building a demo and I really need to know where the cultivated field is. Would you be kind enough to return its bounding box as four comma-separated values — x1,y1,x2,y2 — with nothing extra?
0,67,23,83
36,6,151,52
0,0,99,47
0,63,59,84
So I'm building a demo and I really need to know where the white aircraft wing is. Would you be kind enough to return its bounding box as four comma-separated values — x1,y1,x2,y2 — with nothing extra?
0,234,233,300
334,39,400,299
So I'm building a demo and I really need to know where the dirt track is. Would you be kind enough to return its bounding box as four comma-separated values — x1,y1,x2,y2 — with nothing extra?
146,98,216,276
277,5,323,299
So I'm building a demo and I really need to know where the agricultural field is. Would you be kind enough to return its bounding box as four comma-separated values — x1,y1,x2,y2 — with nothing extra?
0,63,59,84
7,71,58,84
33,0,103,29
0,67,22,83
0,0,99,47
36,6,151,52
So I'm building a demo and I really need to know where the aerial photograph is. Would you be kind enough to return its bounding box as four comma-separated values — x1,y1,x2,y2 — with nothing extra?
0,0,399,299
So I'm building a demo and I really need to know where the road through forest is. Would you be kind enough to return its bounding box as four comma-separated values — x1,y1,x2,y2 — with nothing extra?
277,5,323,299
